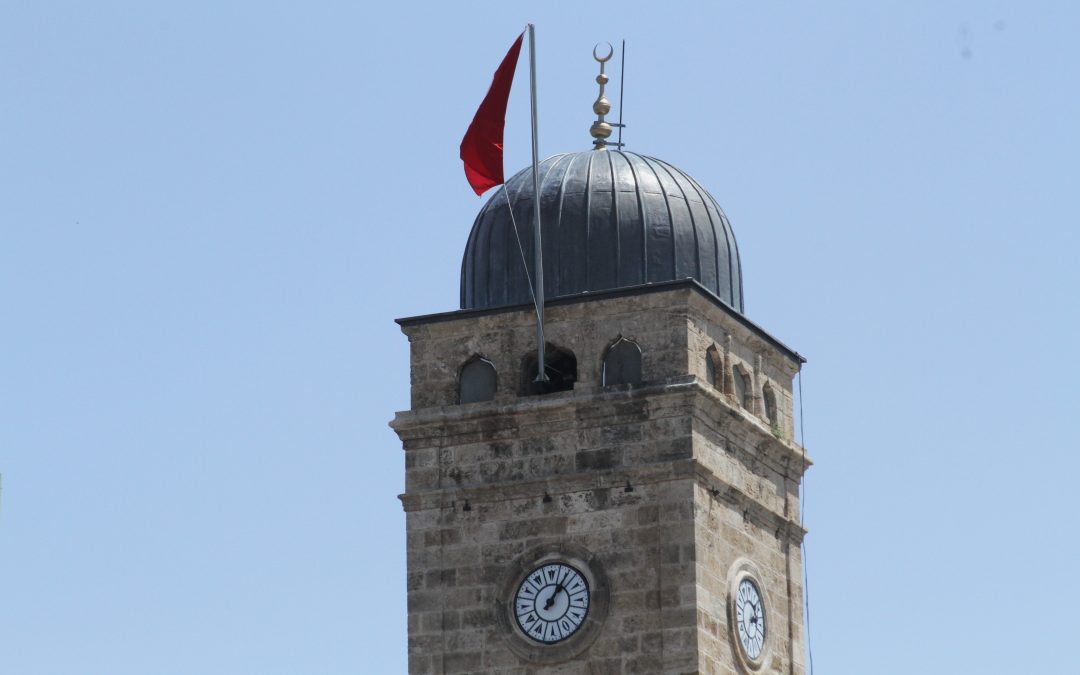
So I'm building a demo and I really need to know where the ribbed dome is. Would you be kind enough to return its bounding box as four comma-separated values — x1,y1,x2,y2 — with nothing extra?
460,150,744,312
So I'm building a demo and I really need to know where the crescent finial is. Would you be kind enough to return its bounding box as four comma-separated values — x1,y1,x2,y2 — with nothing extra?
589,42,614,148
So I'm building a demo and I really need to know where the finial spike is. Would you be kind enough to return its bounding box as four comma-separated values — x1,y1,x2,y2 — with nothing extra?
590,43,614,149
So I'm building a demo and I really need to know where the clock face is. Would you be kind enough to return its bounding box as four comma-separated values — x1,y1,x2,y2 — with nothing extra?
735,578,766,661
513,562,590,644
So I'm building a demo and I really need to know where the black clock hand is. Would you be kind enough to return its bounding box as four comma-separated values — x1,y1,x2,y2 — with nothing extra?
543,584,565,610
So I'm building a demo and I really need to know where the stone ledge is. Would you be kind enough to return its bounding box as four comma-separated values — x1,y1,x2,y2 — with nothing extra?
690,379,813,480
391,375,812,482
395,279,805,366
390,376,701,438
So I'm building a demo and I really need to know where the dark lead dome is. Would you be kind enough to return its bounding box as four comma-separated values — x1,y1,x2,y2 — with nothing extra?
461,150,744,312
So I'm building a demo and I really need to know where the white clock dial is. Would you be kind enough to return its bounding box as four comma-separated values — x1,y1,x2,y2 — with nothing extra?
514,562,590,644
735,577,766,661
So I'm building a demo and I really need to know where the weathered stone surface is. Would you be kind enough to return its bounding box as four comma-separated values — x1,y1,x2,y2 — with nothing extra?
393,285,809,674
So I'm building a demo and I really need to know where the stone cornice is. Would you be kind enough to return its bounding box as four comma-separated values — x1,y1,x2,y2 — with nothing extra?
390,378,699,442
391,377,812,478
690,380,813,481
395,279,805,365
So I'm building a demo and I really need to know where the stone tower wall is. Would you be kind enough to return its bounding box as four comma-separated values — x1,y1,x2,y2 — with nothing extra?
393,284,809,674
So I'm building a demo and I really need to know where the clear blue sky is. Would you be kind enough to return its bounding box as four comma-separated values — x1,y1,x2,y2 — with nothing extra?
2,2,1077,673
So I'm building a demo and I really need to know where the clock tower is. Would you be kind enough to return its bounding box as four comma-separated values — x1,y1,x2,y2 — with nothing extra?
392,66,810,675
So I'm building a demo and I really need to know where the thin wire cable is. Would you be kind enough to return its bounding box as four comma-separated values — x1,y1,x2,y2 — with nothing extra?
798,369,814,675
503,185,540,320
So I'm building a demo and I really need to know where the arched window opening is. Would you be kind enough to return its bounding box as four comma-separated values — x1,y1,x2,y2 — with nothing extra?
705,345,722,389
733,366,751,410
602,338,642,387
763,383,778,426
521,344,577,395
458,356,497,404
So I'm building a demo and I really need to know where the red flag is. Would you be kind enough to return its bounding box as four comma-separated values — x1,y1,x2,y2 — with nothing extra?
459,32,524,196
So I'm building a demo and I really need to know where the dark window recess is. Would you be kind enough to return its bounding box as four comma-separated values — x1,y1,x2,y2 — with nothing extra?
705,346,720,388
602,338,642,387
763,384,778,425
459,357,497,404
733,368,750,409
521,344,577,395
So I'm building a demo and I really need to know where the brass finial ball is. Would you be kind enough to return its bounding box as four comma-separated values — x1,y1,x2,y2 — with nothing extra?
590,121,612,139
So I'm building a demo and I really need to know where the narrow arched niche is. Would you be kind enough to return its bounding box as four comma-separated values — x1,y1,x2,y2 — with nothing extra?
458,356,497,404
705,345,722,390
762,383,778,426
733,365,751,410
520,344,577,395
602,337,642,387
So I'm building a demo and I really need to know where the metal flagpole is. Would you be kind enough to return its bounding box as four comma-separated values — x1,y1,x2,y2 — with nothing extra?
528,23,548,383
617,40,626,147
